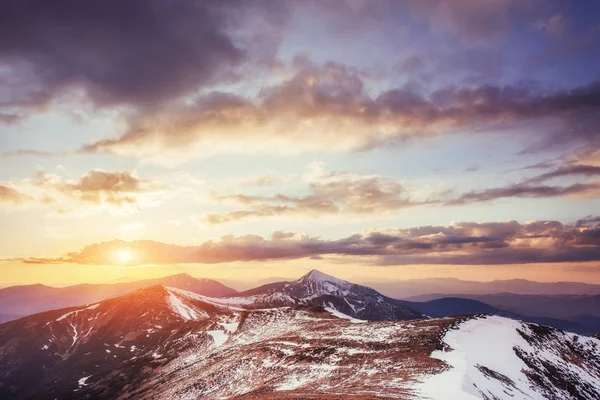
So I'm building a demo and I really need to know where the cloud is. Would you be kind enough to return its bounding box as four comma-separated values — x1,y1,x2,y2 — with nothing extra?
34,169,161,206
411,0,514,45
199,165,433,224
75,58,600,161
0,185,31,205
198,159,600,224
447,162,600,205
0,169,164,215
524,164,600,184
0,0,288,115
243,176,283,187
1,149,57,158
536,14,570,38
448,182,600,205
11,217,600,266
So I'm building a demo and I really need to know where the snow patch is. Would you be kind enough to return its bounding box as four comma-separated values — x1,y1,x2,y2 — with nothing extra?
218,321,239,333
166,290,200,320
324,306,366,324
78,375,92,387
207,330,228,346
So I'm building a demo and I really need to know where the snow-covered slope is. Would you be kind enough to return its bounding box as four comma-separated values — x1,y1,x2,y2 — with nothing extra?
1,287,599,400
417,315,600,400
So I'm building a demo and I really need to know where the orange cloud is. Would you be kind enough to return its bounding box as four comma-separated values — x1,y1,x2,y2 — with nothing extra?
9,217,600,266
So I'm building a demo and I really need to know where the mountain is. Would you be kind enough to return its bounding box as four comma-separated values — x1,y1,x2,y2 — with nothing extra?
1,285,599,399
397,297,600,335
0,273,237,319
227,269,423,321
398,297,500,317
369,277,600,298
0,314,23,324
406,293,600,320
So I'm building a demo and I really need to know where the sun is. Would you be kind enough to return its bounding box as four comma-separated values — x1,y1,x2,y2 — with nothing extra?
117,249,133,264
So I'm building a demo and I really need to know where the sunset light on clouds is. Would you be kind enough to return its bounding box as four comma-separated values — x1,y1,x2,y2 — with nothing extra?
1,0,600,288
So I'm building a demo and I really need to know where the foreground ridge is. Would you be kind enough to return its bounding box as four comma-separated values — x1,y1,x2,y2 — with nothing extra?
0,284,599,399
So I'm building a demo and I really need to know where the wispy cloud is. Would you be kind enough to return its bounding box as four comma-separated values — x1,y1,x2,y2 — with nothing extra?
199,164,435,224
447,182,600,205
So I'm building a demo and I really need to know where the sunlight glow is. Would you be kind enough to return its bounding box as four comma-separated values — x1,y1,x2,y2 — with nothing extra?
117,249,133,264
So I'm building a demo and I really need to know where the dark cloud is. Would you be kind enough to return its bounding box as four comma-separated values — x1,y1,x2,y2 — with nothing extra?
12,218,600,266
76,57,600,159
0,0,287,113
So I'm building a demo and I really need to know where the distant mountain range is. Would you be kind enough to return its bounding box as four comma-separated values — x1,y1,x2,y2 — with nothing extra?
3,271,600,335
407,292,600,320
1,278,599,399
368,277,600,298
396,297,600,336
0,273,236,318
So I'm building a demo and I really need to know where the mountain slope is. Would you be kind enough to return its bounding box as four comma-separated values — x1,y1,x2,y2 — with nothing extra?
230,269,423,321
1,287,599,400
0,273,237,318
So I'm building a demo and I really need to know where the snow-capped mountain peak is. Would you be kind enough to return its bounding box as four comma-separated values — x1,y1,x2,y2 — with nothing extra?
229,270,423,321
297,269,349,286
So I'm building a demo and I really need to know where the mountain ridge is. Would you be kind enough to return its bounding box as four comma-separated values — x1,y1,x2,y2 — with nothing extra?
1,284,599,399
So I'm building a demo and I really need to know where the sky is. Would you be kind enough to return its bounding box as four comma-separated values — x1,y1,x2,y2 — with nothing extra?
1,0,600,287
